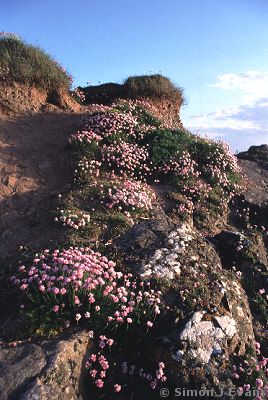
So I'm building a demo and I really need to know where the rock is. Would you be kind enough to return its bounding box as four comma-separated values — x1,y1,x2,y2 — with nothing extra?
140,224,194,280
0,330,91,400
176,274,254,366
179,311,235,364
237,144,268,163
0,344,46,400
1,228,13,241
213,229,268,272
116,213,176,273
237,145,268,205
38,160,51,175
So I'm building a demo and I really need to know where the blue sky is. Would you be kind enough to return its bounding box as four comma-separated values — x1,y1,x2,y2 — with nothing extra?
1,0,268,151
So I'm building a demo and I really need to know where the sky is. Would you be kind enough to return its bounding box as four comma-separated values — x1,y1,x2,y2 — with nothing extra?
1,0,268,152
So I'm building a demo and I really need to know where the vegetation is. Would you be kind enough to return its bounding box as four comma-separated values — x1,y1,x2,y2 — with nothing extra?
124,74,184,103
82,74,185,106
0,32,72,90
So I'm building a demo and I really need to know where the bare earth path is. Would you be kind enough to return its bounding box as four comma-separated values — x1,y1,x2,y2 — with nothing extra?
0,111,83,259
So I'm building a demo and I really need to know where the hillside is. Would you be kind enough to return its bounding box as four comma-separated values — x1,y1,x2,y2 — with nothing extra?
0,39,268,400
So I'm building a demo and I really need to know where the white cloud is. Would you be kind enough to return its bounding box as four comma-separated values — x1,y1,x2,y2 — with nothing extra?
185,71,268,152
210,70,268,102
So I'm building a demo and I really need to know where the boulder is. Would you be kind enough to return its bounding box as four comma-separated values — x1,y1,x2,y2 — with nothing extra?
0,330,91,400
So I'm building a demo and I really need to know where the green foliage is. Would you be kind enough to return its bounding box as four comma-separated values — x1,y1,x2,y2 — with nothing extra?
149,129,193,165
0,35,71,90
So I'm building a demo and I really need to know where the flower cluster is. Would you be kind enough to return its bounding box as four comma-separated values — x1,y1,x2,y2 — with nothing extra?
0,31,21,40
54,209,90,230
231,342,268,399
11,247,162,331
85,333,167,394
159,151,200,180
81,111,140,140
85,335,115,389
74,158,101,184
69,130,102,146
101,142,150,179
121,360,167,391
68,99,242,226
106,178,156,211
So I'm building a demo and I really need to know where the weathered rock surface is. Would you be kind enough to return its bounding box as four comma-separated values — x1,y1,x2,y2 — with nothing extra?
117,218,256,391
0,343,46,400
179,311,236,364
237,144,268,205
0,330,91,400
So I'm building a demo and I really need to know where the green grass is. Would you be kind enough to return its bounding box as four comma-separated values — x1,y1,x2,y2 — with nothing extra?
0,34,71,90
124,74,184,104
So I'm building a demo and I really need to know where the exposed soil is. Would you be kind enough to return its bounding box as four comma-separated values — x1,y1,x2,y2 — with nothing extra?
0,110,85,260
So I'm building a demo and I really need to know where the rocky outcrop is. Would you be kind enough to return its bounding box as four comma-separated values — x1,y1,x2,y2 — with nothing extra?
237,144,268,205
118,218,255,391
0,330,91,400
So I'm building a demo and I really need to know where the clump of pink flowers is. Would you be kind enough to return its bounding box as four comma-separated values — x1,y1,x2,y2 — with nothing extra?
85,331,168,395
68,99,243,224
54,209,90,230
106,178,156,211
101,141,151,180
74,158,101,184
11,247,162,331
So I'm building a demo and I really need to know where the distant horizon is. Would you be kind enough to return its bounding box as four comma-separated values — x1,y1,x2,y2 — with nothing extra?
1,0,268,152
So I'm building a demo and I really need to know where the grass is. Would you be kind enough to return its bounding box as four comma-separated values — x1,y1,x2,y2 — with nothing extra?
82,74,185,106
123,74,184,104
0,33,71,90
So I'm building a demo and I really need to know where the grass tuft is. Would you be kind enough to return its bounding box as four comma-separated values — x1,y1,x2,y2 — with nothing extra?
0,33,72,90
123,74,184,104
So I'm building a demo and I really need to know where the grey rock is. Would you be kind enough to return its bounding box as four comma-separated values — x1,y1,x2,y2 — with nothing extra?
0,330,91,400
38,160,51,175
0,344,46,400
1,228,13,241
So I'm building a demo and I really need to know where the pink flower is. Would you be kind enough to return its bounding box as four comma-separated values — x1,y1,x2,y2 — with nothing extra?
89,369,97,378
95,379,104,388
114,384,121,393
53,305,60,313
107,338,114,346
256,378,264,388
147,321,153,328
20,284,28,290
39,285,46,292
